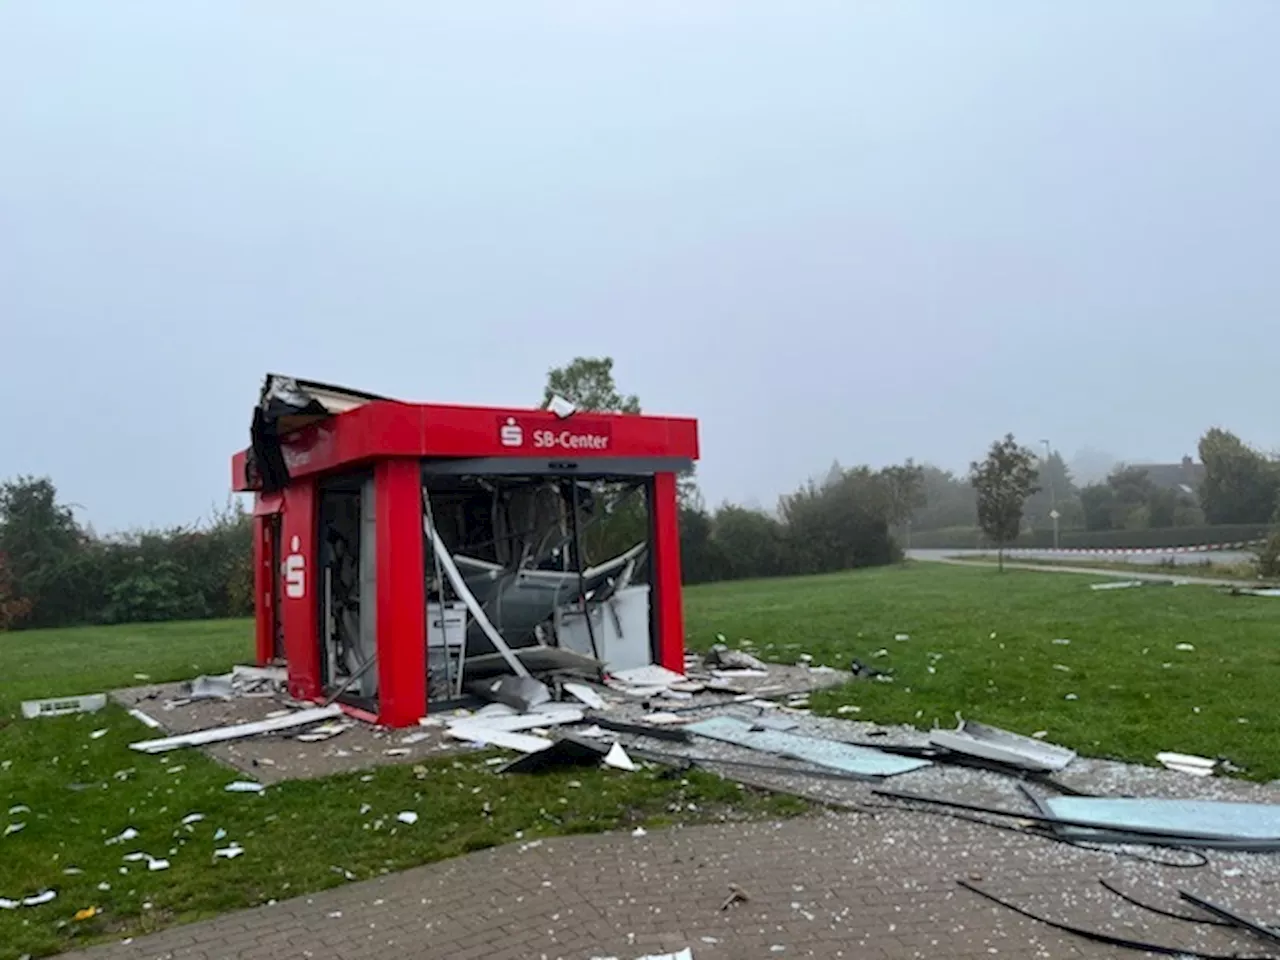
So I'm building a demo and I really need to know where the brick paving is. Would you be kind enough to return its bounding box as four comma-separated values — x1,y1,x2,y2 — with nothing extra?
64,806,1280,960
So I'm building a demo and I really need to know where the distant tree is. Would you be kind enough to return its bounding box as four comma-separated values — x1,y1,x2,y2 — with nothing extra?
910,465,977,531
542,356,641,414
1024,450,1080,531
0,552,31,630
0,476,87,627
1079,483,1115,532
878,460,927,528
711,505,787,580
969,435,1040,571
1198,428,1280,524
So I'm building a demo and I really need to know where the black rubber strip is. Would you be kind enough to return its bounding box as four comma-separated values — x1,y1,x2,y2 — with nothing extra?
1179,891,1280,947
958,880,1277,960
1099,879,1232,926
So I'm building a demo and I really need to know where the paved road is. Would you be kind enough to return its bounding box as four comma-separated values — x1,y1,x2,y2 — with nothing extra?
910,547,1254,567
60,810,1278,960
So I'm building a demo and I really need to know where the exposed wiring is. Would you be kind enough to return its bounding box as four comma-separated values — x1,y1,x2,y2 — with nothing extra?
957,880,1276,960
1099,879,1231,926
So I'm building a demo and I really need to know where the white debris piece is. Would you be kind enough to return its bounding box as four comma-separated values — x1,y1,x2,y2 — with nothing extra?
1052,638,1071,645
181,813,205,826
127,708,163,729
1090,580,1142,590
106,827,139,845
631,827,647,838
1156,752,1217,777
4,823,24,836
562,682,606,710
398,732,431,745
90,728,109,740
224,781,266,794
22,890,56,907
8,805,29,816
148,858,170,871
396,811,419,825
894,633,909,642
1175,643,1195,652
603,742,637,772
214,844,245,859
21,694,107,719
131,705,342,753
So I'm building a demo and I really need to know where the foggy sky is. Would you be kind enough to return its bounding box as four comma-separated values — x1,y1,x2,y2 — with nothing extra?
3,1,1277,531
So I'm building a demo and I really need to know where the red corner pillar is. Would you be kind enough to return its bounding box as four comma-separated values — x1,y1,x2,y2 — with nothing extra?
279,480,321,701
374,458,426,727
651,472,686,673
253,513,273,665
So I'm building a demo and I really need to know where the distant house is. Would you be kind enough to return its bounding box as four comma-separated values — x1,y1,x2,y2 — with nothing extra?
1134,456,1204,497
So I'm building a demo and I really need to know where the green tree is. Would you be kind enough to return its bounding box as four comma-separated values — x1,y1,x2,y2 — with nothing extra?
910,465,977,531
542,356,640,414
711,505,787,580
969,435,1040,571
0,476,87,627
1198,428,1280,524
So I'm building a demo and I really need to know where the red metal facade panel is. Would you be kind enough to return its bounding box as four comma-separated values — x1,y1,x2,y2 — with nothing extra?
253,513,273,665
233,402,698,489
373,459,427,726
651,472,686,673
278,479,321,701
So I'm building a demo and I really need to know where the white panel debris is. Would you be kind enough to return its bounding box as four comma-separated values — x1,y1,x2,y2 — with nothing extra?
562,682,606,710
21,694,107,719
929,720,1075,772
129,705,343,753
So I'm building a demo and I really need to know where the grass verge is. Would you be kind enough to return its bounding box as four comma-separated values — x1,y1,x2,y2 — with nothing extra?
684,562,1280,779
0,624,805,959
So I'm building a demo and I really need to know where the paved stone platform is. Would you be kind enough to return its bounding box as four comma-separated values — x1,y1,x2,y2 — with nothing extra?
63,806,1280,960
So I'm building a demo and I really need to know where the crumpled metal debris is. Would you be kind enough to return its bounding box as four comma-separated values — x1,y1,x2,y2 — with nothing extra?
705,643,768,672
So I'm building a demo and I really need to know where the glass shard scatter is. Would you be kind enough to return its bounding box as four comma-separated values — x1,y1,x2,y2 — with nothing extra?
685,716,929,777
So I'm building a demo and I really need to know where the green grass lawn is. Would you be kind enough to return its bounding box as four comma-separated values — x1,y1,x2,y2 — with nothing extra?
0,621,803,959
686,563,1280,778
4,562,1279,958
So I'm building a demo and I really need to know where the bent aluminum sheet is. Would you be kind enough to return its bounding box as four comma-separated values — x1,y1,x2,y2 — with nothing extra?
929,720,1075,772
1037,796,1280,847
686,716,929,778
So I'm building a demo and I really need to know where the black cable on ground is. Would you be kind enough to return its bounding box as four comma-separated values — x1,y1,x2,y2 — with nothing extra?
1099,879,1231,926
957,880,1277,960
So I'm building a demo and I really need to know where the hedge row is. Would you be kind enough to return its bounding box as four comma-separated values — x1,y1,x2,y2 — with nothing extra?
909,523,1271,551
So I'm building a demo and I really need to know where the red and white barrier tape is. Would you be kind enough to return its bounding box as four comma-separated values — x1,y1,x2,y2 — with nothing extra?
1008,540,1261,556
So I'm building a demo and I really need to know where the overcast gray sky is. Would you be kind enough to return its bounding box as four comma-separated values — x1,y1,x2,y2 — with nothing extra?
3,1,1277,531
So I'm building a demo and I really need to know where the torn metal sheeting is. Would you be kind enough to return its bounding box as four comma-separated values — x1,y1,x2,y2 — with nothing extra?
928,720,1076,773
21,694,107,719
477,675,552,713
610,665,686,688
462,647,604,679
129,705,343,753
589,716,693,743
185,675,236,700
500,732,614,773
686,716,930,777
447,706,583,735
1036,796,1280,846
444,726,553,753
561,682,606,710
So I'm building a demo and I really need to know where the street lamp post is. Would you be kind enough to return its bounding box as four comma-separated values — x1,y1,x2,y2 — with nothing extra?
1041,439,1060,550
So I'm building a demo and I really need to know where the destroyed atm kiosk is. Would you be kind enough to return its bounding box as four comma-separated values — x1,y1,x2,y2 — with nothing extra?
231,375,699,728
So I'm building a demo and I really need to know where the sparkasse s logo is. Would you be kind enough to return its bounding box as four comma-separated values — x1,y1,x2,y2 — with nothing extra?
499,417,524,447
